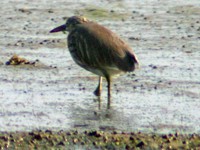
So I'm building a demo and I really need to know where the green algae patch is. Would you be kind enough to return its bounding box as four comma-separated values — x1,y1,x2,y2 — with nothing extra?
0,130,200,149
170,5,200,15
75,6,129,20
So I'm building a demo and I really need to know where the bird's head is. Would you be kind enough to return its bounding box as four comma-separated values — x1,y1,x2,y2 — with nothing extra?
50,16,89,33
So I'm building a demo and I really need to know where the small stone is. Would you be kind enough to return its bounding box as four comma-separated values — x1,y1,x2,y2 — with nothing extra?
191,133,197,139
144,17,148,20
121,131,126,134
166,138,171,143
129,136,135,141
130,132,135,135
43,40,48,42
162,135,168,139
152,66,157,69
57,141,65,146
129,37,140,40
103,136,108,142
73,138,78,143
175,132,179,137
66,132,72,136
0,136,9,141
136,140,146,147
88,131,101,137
74,130,78,135
14,42,21,46
172,137,177,140
48,10,54,13
18,8,32,14
168,145,172,149
34,134,42,141
125,144,131,150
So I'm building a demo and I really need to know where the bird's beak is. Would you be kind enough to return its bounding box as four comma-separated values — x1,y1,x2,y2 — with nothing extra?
50,24,66,33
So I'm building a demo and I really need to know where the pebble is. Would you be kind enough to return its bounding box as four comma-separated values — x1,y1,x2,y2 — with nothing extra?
57,141,65,146
18,8,32,14
73,138,78,143
144,17,148,20
129,37,140,40
136,140,146,147
182,140,188,144
132,10,137,14
48,10,54,13
129,136,134,141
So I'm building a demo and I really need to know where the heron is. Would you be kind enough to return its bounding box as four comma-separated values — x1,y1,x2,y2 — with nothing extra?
50,16,139,98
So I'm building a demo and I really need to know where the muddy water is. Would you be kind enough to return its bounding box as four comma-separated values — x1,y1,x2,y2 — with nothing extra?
0,0,200,133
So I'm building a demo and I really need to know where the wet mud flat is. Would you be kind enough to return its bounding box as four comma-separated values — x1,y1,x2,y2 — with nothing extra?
0,0,200,149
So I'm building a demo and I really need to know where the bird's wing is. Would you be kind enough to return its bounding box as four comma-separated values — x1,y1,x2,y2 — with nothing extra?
69,23,139,72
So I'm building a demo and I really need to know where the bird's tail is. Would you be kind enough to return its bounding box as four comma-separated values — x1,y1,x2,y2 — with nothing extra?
126,51,140,71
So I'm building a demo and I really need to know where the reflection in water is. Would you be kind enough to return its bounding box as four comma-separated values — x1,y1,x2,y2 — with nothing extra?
69,95,132,131
97,96,111,110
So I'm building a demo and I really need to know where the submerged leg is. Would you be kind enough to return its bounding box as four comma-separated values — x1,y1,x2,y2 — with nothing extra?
93,76,103,96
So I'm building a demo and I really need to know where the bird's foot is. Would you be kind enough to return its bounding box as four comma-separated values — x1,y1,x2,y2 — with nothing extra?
93,89,101,96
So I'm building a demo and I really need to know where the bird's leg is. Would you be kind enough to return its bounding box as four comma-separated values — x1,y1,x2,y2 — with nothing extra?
107,96,111,109
106,76,111,109
93,76,102,96
106,76,111,98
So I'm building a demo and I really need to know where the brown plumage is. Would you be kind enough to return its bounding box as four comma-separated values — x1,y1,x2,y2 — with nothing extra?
50,16,139,98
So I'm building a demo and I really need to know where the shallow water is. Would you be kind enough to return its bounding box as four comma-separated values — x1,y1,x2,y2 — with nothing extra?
0,0,200,133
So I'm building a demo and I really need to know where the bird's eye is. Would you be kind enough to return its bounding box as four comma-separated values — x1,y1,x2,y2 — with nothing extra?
73,20,79,24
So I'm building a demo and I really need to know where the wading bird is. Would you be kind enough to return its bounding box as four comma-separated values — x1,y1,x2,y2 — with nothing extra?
50,16,139,98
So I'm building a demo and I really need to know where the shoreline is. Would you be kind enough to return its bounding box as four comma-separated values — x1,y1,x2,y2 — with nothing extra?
0,130,199,149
